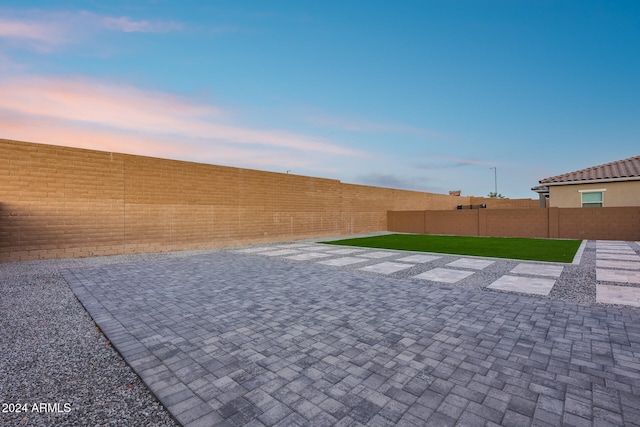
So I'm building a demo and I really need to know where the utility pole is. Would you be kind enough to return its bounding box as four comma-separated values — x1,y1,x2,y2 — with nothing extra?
489,167,497,196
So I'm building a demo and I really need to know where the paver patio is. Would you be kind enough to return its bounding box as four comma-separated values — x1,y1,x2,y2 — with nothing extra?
63,240,640,426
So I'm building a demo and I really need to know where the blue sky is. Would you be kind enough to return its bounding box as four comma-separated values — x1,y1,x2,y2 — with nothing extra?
1,1,638,198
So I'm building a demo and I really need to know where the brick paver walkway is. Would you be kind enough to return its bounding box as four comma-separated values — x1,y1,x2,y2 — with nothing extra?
63,245,640,426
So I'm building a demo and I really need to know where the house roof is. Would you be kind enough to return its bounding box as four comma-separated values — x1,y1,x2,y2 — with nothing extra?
538,155,640,185
531,184,549,193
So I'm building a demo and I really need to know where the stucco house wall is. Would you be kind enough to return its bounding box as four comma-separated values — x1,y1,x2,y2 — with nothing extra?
534,155,640,208
548,180,640,208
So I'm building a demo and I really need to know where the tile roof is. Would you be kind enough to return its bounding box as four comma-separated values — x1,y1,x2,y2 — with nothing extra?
539,155,640,184
531,184,549,192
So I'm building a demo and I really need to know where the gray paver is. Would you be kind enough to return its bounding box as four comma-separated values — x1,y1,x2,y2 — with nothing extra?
324,248,366,255
233,247,281,253
446,258,495,270
261,249,301,257
597,268,640,284
596,284,640,307
510,263,564,277
597,253,640,261
413,268,474,283
359,262,414,274
317,256,370,266
63,240,640,426
356,251,398,259
396,254,441,263
597,248,636,254
285,252,332,261
487,275,556,296
596,259,640,270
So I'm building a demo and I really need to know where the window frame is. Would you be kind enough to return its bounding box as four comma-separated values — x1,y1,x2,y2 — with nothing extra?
578,189,606,208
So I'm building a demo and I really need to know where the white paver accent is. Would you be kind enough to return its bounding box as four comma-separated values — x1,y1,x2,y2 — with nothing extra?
596,249,636,255
572,240,587,265
357,251,397,259
596,284,640,307
596,259,640,270
277,243,316,249
487,275,556,296
233,247,281,253
597,244,633,251
413,268,474,284
286,252,333,261
596,253,640,261
299,245,331,251
359,262,414,274
261,249,301,257
446,259,495,270
324,248,366,255
597,242,629,246
596,269,640,284
318,257,370,266
396,254,441,263
510,263,564,278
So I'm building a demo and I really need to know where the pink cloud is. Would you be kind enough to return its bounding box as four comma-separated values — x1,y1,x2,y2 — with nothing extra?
0,18,69,50
0,75,361,174
0,10,183,51
0,76,359,156
0,115,337,173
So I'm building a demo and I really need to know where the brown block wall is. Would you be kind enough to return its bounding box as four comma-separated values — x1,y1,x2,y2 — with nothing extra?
484,209,549,238
387,211,426,234
558,207,640,241
425,210,479,236
0,139,464,262
387,207,640,240
470,197,539,209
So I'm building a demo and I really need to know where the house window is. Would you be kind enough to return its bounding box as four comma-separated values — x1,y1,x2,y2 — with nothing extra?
579,189,605,208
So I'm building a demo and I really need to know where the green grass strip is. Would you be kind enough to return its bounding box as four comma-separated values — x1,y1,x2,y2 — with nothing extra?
321,234,582,263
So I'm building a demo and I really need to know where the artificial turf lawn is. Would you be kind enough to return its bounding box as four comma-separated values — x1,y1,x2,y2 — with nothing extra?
321,234,582,263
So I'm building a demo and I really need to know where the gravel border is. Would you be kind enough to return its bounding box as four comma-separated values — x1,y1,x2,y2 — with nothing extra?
0,251,216,427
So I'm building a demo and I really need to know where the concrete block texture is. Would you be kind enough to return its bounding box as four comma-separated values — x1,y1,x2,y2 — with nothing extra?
0,139,463,262
389,207,640,240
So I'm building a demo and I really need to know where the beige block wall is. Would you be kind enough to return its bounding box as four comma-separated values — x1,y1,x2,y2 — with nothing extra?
0,139,464,262
549,181,640,208
0,141,126,261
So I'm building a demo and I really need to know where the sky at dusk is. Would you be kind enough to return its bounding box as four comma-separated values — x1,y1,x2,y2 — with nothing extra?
1,1,639,199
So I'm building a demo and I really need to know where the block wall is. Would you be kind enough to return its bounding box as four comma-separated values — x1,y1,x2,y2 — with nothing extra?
557,207,640,241
0,139,464,262
425,210,479,236
484,209,549,238
0,141,126,260
387,211,426,234
470,197,539,209
388,207,640,241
